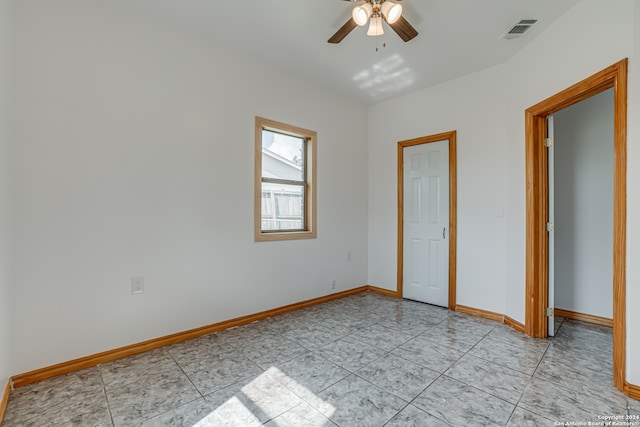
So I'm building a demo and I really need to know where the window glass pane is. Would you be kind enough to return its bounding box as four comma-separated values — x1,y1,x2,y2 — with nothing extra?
262,129,305,182
261,182,305,231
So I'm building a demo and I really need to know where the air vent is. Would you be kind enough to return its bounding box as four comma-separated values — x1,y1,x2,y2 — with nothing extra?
502,18,538,40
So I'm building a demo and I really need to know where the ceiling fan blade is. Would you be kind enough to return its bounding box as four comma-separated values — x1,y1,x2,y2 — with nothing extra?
388,16,418,42
328,18,358,44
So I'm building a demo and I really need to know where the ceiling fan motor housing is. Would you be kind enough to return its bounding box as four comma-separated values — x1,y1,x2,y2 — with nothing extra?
329,0,418,44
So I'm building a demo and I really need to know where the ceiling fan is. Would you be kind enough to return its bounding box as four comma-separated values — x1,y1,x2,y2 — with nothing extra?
328,0,418,44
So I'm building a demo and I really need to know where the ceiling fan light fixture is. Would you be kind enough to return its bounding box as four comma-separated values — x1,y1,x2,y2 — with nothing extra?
381,1,402,24
367,14,384,36
352,3,373,26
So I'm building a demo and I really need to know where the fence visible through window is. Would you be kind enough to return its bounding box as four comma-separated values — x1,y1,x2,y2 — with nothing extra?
261,188,304,230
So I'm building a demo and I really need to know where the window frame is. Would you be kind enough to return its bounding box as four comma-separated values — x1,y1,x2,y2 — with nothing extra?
254,117,317,242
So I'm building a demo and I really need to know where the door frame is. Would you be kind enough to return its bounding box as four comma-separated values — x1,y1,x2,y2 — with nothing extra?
525,59,627,391
397,131,457,309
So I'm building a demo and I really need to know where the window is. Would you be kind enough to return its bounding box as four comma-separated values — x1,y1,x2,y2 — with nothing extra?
255,117,316,241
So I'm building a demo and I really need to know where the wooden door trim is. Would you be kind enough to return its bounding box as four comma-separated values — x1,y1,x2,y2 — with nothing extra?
397,131,457,310
525,59,627,391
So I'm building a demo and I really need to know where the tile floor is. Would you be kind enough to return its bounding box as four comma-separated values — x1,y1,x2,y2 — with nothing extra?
3,291,638,426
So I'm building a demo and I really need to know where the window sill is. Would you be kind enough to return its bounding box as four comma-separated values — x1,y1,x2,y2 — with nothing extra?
255,230,316,242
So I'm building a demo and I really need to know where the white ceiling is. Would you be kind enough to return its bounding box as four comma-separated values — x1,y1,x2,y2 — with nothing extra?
114,0,581,105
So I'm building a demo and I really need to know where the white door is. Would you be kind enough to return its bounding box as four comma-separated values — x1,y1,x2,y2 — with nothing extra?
403,140,449,307
547,115,556,337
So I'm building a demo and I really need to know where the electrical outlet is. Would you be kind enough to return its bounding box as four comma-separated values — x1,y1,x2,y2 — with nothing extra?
331,280,336,290
131,276,145,294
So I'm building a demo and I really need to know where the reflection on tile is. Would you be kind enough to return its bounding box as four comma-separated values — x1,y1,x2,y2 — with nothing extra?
391,337,464,373
263,402,337,427
468,335,545,375
413,376,514,427
444,354,531,404
356,353,439,401
506,407,555,426
3,367,104,425
313,375,406,426
534,357,628,410
203,370,302,425
544,340,613,372
315,338,386,372
270,353,350,401
314,312,371,336
262,311,310,334
429,316,494,338
551,332,613,365
239,334,309,369
348,324,414,351
140,398,218,426
419,326,484,352
385,404,451,427
402,303,449,319
165,335,221,365
519,377,626,423
179,349,263,395
215,321,276,347
3,390,111,427
553,321,613,355
106,372,200,426
553,316,566,335
282,323,346,351
101,349,179,390
563,318,614,335
377,313,442,336
487,326,551,352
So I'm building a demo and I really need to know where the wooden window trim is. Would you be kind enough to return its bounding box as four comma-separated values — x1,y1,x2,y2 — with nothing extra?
254,117,317,242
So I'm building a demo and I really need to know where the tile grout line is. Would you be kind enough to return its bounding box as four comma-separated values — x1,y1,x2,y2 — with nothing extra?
416,319,541,426
373,310,480,426
96,364,116,427
164,347,207,403
471,324,548,425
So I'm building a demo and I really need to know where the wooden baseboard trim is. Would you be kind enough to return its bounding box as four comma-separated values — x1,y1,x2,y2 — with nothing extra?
625,381,640,401
504,316,526,333
12,286,369,389
456,304,526,334
554,308,613,328
366,285,400,298
456,304,504,323
0,380,11,425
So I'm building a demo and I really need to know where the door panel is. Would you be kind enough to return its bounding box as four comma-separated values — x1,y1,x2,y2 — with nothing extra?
403,140,449,306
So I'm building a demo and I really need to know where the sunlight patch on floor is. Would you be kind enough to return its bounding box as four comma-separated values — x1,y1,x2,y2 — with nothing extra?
193,367,336,426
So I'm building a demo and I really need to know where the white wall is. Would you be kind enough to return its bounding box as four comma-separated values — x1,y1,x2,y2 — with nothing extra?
627,0,640,384
10,0,369,374
368,0,640,384
0,0,13,393
368,65,509,314
554,89,614,318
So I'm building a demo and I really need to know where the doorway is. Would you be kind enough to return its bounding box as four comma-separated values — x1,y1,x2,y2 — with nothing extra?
548,89,614,337
525,59,627,392
397,131,457,309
